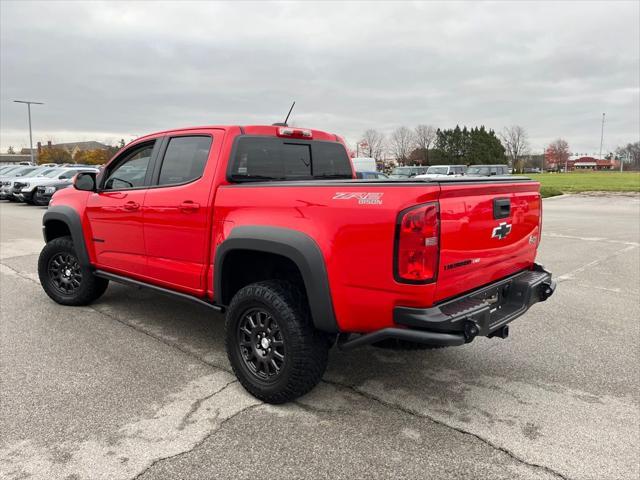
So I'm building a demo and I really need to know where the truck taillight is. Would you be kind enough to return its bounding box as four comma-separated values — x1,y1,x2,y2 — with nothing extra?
538,195,543,246
394,202,440,283
277,127,313,139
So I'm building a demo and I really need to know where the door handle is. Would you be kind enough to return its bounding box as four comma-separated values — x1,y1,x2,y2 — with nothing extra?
123,201,140,211
179,200,200,213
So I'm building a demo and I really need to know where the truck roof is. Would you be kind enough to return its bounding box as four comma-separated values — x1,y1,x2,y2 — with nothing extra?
136,125,341,143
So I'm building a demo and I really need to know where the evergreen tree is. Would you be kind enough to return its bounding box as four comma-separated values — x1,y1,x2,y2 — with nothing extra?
434,125,506,165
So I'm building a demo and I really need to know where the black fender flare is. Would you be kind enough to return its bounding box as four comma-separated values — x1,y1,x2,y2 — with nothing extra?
42,205,91,267
214,226,338,333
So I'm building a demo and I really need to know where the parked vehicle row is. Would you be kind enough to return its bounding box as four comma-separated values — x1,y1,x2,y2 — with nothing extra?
0,164,99,206
389,164,512,179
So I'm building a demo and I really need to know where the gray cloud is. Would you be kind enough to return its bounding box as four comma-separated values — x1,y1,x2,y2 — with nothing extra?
1,0,638,154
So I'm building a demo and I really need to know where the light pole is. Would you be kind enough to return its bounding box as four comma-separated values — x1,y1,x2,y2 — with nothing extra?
598,112,605,160
13,100,44,164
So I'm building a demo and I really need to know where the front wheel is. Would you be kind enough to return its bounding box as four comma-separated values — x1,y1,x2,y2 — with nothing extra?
38,236,109,305
225,280,329,404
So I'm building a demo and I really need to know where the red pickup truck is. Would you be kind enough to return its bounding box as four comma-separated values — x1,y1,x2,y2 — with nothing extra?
38,125,555,403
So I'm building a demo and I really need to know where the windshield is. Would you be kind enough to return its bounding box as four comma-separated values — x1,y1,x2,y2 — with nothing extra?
43,168,66,178
23,168,52,178
391,167,412,176
467,167,490,175
10,167,37,177
426,167,449,175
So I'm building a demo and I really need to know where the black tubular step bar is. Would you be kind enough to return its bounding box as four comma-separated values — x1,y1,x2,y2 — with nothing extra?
337,328,465,351
94,270,224,312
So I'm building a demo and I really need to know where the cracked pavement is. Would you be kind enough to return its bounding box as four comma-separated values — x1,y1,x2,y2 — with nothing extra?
1,195,639,479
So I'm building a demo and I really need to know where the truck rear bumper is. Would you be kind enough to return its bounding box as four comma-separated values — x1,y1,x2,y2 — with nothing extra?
338,264,555,350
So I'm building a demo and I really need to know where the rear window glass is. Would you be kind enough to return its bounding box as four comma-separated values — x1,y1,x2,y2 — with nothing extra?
229,137,352,181
158,136,212,186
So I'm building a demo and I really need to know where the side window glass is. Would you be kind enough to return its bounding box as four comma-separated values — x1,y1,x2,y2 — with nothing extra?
104,142,154,190
158,136,212,186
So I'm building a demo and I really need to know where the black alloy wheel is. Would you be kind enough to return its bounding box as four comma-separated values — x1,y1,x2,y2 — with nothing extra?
237,308,286,381
47,252,82,295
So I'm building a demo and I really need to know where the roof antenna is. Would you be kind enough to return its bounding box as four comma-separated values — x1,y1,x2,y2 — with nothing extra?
273,101,295,126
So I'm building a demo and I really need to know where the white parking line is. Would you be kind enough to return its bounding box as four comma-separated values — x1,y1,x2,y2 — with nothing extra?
544,232,639,247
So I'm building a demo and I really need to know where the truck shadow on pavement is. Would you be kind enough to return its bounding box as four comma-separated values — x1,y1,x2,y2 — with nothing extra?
95,282,496,410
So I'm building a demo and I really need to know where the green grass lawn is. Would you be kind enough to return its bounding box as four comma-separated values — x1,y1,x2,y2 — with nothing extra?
517,172,640,197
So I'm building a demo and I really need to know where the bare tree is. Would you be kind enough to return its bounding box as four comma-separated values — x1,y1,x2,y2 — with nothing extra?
359,129,386,160
500,125,530,172
616,141,640,170
390,126,415,165
414,125,437,165
545,138,570,172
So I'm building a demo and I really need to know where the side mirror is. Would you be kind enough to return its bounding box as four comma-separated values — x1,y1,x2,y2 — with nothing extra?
74,172,97,192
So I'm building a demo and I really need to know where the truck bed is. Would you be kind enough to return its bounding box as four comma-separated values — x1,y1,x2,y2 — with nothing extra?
214,177,541,333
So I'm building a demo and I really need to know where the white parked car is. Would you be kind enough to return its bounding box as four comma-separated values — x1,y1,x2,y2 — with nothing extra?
0,166,49,200
351,157,377,173
13,167,99,204
415,165,466,179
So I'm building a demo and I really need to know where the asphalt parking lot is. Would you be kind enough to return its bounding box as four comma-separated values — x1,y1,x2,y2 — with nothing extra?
1,194,638,480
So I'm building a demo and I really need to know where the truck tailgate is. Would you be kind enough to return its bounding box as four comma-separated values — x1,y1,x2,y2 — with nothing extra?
434,180,541,302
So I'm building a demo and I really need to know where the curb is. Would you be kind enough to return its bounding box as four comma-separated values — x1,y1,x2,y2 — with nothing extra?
542,193,571,201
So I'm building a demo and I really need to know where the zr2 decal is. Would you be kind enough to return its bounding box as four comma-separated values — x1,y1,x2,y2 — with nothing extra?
332,192,384,205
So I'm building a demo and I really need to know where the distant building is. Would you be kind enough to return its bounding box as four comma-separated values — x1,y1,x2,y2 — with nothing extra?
0,154,34,164
547,155,618,172
571,156,617,171
37,140,110,158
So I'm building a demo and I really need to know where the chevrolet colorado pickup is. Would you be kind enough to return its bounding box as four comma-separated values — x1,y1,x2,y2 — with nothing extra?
38,125,555,403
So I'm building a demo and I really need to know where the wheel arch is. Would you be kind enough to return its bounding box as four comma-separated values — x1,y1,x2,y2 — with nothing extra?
42,206,91,267
214,226,338,333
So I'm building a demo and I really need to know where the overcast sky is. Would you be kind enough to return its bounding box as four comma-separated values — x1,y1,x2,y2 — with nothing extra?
1,1,638,155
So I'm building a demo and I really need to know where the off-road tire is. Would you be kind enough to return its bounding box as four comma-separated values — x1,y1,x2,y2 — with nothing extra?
372,339,448,350
225,280,329,404
38,236,109,305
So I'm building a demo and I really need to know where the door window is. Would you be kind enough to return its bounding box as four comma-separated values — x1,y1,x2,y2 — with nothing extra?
103,142,155,190
157,136,212,186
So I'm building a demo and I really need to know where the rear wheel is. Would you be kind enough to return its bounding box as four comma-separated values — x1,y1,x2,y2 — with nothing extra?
225,280,329,404
38,236,109,305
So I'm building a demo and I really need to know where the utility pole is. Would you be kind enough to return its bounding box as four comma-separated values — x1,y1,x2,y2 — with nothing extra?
599,112,605,160
13,100,44,164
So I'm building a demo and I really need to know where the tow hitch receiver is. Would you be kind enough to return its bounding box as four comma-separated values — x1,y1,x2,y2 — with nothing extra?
488,325,510,339
539,282,554,301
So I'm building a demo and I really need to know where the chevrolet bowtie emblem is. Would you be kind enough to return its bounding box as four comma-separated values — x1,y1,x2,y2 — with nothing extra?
492,222,512,240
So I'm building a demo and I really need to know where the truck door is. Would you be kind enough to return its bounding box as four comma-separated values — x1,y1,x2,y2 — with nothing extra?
86,140,159,275
142,130,221,295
